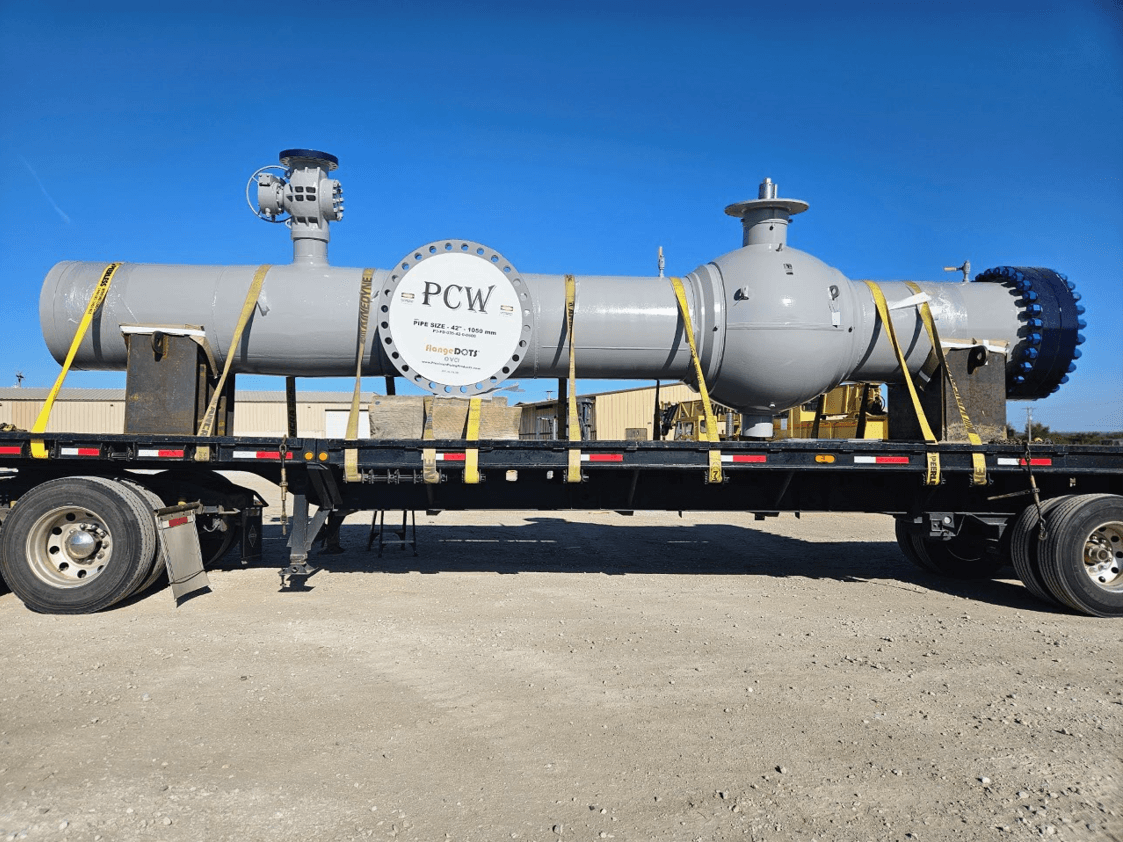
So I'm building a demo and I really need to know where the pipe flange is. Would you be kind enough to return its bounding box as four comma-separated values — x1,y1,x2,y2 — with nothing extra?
974,266,1086,399
279,149,339,171
377,240,532,397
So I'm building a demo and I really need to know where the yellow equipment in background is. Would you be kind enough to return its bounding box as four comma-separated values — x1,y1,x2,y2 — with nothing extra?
660,400,741,441
774,383,887,440
661,383,887,441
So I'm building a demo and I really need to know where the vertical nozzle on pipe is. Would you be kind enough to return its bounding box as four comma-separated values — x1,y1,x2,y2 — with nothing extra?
251,149,345,265
724,178,809,249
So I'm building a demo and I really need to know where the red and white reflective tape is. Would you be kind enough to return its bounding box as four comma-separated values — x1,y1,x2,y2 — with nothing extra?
997,457,1052,467
436,452,466,462
721,454,767,463
581,453,623,462
0,446,22,456
161,515,193,529
60,447,100,457
854,455,910,465
137,448,185,458
232,450,295,460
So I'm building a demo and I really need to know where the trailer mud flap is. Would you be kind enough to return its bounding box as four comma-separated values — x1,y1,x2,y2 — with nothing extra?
156,503,211,601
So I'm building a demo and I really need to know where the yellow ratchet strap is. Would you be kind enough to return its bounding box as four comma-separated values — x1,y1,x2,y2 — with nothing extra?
564,274,582,483
421,395,438,484
195,264,271,462
864,281,940,485
904,281,987,486
344,268,374,482
31,262,123,458
669,277,723,484
464,396,482,484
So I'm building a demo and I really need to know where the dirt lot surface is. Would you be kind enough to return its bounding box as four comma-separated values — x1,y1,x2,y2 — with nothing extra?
1,475,1119,842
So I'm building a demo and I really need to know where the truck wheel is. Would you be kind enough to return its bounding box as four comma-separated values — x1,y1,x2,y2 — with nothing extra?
0,477,157,614
1009,497,1068,606
894,518,937,573
909,530,1006,579
1038,494,1123,617
119,480,170,594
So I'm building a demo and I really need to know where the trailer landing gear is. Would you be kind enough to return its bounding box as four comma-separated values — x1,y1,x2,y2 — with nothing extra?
278,492,329,590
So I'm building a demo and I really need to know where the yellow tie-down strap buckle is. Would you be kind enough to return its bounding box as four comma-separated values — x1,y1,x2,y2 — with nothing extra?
464,396,482,485
669,276,723,484
564,274,582,483
195,264,272,462
422,395,439,484
864,281,940,486
903,281,987,487
32,262,123,459
344,268,375,483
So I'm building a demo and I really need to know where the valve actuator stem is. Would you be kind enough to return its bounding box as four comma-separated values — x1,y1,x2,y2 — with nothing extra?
724,177,809,249
248,149,344,265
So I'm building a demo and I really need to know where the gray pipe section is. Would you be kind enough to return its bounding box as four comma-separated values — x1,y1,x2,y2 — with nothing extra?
520,270,722,383
40,262,723,383
41,261,395,377
40,244,1023,416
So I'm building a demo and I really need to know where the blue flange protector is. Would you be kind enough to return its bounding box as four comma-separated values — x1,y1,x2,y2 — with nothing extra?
974,266,1085,400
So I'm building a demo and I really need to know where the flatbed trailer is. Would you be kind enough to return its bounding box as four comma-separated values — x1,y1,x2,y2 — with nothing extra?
1,428,1121,617
7,150,1121,617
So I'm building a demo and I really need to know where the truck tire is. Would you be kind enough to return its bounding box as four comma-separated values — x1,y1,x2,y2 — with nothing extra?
895,518,937,573
119,480,171,594
0,477,157,614
908,529,1006,579
1009,497,1068,607
1037,494,1123,617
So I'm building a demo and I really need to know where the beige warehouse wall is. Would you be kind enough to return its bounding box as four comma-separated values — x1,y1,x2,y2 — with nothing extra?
518,383,701,441
0,395,359,438
235,403,360,438
0,400,127,434
593,383,697,440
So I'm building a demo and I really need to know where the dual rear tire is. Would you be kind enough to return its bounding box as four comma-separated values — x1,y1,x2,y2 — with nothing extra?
897,494,1123,617
1027,494,1122,618
0,477,165,614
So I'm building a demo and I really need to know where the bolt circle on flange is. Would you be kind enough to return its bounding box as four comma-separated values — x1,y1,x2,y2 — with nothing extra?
25,506,112,588
1082,521,1123,591
378,240,533,397
974,266,1085,399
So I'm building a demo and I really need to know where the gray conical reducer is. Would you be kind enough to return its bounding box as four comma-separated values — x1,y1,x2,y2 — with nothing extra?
40,152,1085,437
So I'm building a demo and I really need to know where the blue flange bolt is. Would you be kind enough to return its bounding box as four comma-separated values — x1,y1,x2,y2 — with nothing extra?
975,266,1086,400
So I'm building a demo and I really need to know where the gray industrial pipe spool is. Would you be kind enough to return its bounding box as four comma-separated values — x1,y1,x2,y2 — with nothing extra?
40,150,1085,437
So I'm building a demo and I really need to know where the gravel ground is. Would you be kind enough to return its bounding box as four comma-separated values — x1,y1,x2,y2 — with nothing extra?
0,474,1119,842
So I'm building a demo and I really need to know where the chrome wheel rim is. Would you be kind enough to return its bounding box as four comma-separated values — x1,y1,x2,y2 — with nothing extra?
25,506,113,588
1083,520,1123,592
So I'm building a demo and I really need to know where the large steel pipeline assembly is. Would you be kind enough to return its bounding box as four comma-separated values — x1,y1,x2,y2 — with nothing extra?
40,150,1085,435
11,149,1123,620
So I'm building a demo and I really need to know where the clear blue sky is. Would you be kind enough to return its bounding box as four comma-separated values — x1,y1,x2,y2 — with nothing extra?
2,0,1120,431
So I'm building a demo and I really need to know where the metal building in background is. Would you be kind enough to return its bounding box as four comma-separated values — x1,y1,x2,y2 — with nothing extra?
0,389,369,439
